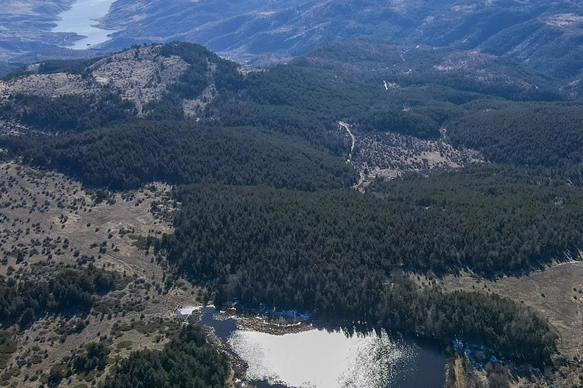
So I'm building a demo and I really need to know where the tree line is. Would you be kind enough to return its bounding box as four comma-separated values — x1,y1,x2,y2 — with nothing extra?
0,264,119,329
1,120,356,191
102,325,229,388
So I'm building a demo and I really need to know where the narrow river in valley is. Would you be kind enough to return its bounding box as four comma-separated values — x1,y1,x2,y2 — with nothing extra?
52,0,117,49
192,306,446,388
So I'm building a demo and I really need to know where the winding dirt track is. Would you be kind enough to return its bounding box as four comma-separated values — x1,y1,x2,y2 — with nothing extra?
338,121,355,161
339,121,368,190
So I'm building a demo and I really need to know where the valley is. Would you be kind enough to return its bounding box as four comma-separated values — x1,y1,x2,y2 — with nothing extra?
2,0,583,85
52,0,117,49
1,38,583,387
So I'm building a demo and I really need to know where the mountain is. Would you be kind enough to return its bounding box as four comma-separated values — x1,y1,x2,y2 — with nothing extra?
3,0,583,82
79,0,583,80
3,40,583,386
0,40,577,178
3,1,583,385
0,0,74,60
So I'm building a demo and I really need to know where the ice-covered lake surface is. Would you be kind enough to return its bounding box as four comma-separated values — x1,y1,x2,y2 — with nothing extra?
198,307,446,388
52,0,117,49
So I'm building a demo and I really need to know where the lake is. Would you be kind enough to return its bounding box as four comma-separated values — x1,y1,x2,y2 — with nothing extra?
52,0,117,49
195,306,446,388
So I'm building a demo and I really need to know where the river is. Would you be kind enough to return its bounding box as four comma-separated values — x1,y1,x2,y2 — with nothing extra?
196,306,446,388
52,0,117,49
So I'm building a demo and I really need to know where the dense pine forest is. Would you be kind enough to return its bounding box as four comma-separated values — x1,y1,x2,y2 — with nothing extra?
3,41,583,379
102,325,229,388
447,103,583,182
0,264,120,329
3,121,355,190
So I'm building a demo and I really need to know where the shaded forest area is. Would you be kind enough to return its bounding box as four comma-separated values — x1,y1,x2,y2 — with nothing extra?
2,120,355,191
0,264,120,329
165,166,583,299
447,103,583,182
0,93,135,133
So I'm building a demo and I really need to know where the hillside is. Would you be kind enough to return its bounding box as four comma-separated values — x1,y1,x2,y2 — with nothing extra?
2,41,583,387
100,0,583,80
3,0,583,84
0,0,583,80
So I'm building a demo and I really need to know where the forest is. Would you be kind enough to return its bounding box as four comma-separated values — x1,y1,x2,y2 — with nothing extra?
447,102,583,182
0,93,135,133
0,264,120,329
164,166,583,293
2,120,355,190
151,166,580,364
0,63,19,78
102,325,229,388
3,41,583,370
379,276,557,364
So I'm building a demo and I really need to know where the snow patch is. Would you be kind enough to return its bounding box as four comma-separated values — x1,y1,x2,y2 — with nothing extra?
176,305,201,319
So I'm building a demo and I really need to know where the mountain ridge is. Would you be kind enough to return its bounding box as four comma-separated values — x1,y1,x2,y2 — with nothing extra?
3,0,583,82
2,39,583,388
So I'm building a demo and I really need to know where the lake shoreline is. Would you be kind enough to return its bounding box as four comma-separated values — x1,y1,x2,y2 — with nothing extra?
52,0,118,50
180,305,446,388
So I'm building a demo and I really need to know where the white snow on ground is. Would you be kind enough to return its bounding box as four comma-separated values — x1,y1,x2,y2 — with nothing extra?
176,305,202,319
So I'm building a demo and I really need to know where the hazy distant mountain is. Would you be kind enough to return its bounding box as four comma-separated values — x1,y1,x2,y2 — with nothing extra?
102,0,583,78
3,0,583,80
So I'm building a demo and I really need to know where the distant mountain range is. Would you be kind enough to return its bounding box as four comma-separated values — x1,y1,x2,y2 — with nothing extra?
2,0,583,81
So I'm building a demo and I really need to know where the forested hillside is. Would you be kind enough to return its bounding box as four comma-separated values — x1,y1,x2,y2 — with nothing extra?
3,41,583,377
102,325,229,388
3,121,355,190
0,62,19,78
447,103,583,182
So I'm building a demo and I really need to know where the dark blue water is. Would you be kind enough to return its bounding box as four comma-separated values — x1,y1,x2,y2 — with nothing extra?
199,306,238,340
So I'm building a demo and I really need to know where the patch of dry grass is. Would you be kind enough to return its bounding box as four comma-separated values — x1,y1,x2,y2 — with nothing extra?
0,162,203,387
442,262,583,387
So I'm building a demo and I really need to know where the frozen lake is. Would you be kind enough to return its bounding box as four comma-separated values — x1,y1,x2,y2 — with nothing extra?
197,307,446,388
52,0,117,49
